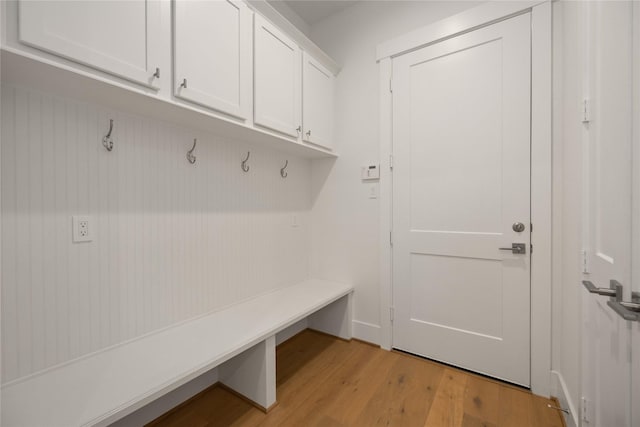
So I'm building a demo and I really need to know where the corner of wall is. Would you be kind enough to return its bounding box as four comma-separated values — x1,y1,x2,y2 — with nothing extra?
551,370,580,427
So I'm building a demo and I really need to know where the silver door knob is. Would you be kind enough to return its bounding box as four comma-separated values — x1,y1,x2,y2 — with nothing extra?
498,243,526,254
512,222,525,232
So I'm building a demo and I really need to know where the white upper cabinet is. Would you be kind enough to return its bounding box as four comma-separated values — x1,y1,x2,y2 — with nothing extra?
302,52,334,150
253,14,301,138
18,0,162,89
174,0,251,120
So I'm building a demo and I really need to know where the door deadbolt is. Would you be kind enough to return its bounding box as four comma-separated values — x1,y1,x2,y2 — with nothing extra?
512,222,525,232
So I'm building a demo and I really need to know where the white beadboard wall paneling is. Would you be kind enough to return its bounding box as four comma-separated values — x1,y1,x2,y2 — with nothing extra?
1,85,312,384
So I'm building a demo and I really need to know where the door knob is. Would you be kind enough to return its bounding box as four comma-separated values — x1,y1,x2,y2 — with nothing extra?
582,280,620,297
498,243,526,254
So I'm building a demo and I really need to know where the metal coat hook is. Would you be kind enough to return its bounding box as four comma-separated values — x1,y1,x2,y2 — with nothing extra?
102,119,114,151
241,151,250,172
186,138,197,164
280,160,288,178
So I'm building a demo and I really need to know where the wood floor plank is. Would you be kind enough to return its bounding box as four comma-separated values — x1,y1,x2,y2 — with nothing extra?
148,330,566,427
354,353,444,426
463,373,500,426
423,368,469,427
261,339,388,426
497,385,533,427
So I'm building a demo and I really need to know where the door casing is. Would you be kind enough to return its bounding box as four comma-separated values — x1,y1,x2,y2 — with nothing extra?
377,0,553,397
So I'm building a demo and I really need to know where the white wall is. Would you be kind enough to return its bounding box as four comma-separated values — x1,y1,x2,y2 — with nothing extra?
308,0,480,344
550,1,583,422
0,85,312,383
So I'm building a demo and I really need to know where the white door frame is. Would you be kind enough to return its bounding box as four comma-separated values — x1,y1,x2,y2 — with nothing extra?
377,1,552,397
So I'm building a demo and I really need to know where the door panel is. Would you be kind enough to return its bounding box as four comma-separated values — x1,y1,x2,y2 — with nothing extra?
174,0,250,119
19,0,161,88
253,14,301,137
302,52,334,150
392,13,531,386
581,2,633,426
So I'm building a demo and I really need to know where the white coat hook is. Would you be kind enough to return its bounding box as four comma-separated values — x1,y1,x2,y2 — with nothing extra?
102,119,114,151
187,138,197,164
280,160,288,178
241,151,250,172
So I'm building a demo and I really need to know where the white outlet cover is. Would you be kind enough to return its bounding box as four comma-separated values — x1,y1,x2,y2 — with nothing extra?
72,215,92,243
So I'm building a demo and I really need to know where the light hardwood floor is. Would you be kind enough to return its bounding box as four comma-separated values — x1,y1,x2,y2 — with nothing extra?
148,330,565,427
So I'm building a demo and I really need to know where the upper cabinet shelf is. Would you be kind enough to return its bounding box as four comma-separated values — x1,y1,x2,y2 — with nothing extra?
1,0,339,159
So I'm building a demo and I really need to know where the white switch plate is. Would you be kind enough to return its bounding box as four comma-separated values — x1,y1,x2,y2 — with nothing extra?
72,216,92,242
361,164,380,180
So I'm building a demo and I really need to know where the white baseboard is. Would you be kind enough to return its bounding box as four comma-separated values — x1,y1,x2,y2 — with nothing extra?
111,368,219,427
551,370,579,427
352,320,381,345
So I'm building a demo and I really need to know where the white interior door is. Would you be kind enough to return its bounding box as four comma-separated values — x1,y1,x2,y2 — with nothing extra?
253,14,301,138
173,0,250,120
392,13,531,386
581,2,634,426
302,52,334,150
18,0,161,88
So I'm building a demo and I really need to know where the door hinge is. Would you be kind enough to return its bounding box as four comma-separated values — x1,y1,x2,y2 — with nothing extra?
582,98,591,123
389,154,393,171
581,249,590,274
530,222,533,232
390,306,395,322
581,397,591,423
389,78,393,93
389,231,393,246
530,244,533,254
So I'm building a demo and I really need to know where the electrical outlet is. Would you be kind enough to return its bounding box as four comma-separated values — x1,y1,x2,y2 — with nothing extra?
72,216,92,243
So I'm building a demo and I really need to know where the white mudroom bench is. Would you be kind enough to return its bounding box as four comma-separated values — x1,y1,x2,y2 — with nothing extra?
2,279,354,427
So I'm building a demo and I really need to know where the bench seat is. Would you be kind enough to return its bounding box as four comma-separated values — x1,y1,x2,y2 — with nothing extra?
1,279,354,427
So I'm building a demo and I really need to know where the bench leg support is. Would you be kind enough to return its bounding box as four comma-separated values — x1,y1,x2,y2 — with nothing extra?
308,293,353,340
218,336,276,411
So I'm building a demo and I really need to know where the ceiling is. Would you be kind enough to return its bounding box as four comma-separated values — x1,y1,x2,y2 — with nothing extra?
272,1,360,26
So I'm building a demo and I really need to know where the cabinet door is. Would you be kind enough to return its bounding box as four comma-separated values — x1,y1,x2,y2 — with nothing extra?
254,14,301,137
18,0,162,89
302,52,334,150
174,0,250,120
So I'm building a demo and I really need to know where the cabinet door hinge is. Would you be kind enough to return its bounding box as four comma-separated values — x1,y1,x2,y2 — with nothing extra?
389,78,393,93
389,154,393,171
389,231,393,246
390,306,395,322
